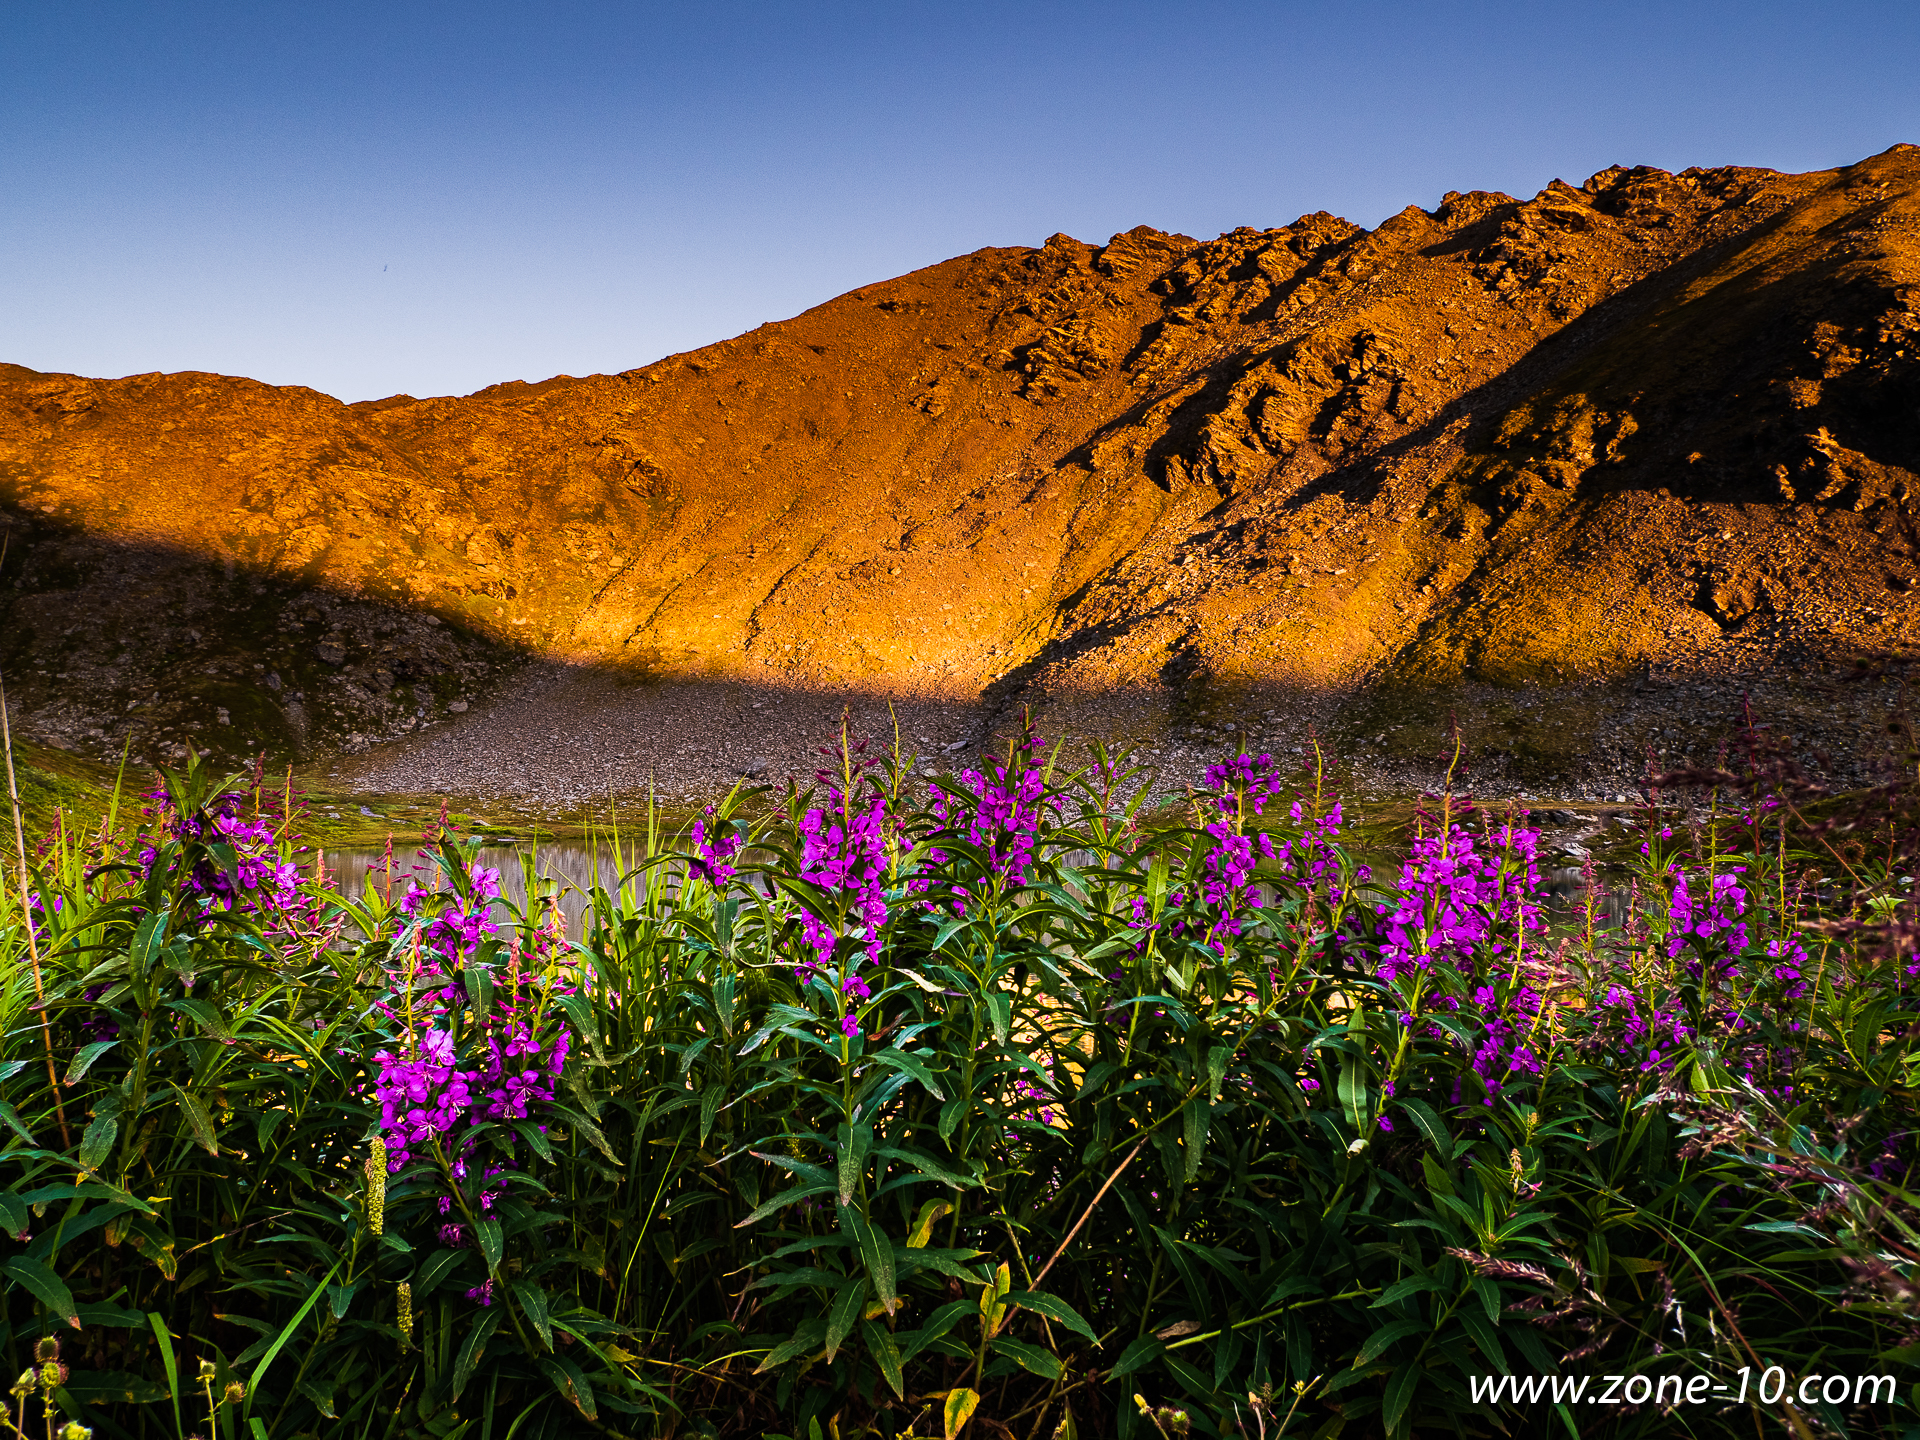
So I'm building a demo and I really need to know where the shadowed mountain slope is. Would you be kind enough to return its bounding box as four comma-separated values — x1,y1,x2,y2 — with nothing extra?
2,146,1916,787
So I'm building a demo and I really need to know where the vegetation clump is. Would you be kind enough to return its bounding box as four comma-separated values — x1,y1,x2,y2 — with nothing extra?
0,719,1917,1438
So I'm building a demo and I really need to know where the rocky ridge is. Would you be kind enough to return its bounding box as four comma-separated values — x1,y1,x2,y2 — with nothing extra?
2,146,1916,798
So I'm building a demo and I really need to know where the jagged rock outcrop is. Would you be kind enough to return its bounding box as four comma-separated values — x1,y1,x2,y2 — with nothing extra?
1,145,1916,777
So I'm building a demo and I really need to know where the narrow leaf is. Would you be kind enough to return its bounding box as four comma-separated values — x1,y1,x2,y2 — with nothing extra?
0,1099,36,1147
860,1319,906,1399
537,1354,597,1420
1384,1363,1421,1433
1401,1097,1451,1152
170,1084,219,1156
512,1281,554,1350
1,1257,78,1328
77,1115,117,1172
474,1219,504,1272
1109,1336,1162,1378
65,1041,117,1086
907,1199,952,1249
842,1208,898,1314
825,1273,870,1361
944,1387,980,1440
991,1336,1063,1380
1356,1318,1426,1366
1005,1291,1096,1343
242,1258,343,1417
449,1309,502,1401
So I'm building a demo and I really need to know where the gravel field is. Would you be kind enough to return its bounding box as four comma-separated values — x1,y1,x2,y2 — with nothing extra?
325,658,1915,822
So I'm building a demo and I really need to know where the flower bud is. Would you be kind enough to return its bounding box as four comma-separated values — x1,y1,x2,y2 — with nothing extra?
197,1358,217,1383
59,1422,93,1440
10,1369,35,1399
365,1139,388,1235
40,1360,68,1392
396,1281,414,1350
31,1337,59,1364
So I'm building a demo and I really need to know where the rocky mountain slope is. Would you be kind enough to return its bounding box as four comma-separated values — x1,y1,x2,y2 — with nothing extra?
2,145,1916,795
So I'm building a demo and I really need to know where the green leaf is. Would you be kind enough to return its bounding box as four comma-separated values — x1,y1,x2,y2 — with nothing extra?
836,1123,870,1207
1383,1362,1421,1435
1206,1044,1231,1101
1338,1052,1369,1134
1401,1097,1451,1152
450,1309,502,1401
1356,1318,1426,1366
554,1103,622,1165
1006,1291,1096,1342
860,1319,906,1399
130,912,166,976
147,1313,181,1437
1458,1308,1505,1371
938,1096,966,1144
75,1302,146,1328
170,1083,219,1156
943,1387,980,1440
990,1336,1062,1380
755,1316,829,1372
1,1256,78,1328
474,1218,504,1272
468,963,494,1023
1109,1335,1162,1378
841,1207,898,1313
906,1199,953,1248
165,997,232,1041
0,1099,33,1147
538,1354,597,1420
414,1248,466,1297
873,1048,946,1100
1182,1095,1209,1183
986,991,1011,1045
930,916,970,953
735,1180,838,1228
512,1281,554,1350
1370,1275,1441,1309
511,1120,555,1163
242,1257,343,1418
64,1040,117,1086
58,1370,167,1405
77,1114,117,1172
825,1273,870,1361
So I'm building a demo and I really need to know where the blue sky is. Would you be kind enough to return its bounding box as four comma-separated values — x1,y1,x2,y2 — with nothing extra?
3,1,1915,402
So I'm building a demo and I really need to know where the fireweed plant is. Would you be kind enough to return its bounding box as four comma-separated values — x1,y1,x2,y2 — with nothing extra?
0,720,1918,1439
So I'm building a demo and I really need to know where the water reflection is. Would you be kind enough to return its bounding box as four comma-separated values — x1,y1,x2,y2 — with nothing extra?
324,842,655,940
320,848,1638,945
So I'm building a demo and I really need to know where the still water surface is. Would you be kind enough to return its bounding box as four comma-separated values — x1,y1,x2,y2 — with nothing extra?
326,842,659,940
324,842,1626,944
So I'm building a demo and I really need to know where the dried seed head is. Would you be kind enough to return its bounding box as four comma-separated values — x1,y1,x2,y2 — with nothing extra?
40,1360,68,1392
222,1381,246,1406
31,1337,59,1364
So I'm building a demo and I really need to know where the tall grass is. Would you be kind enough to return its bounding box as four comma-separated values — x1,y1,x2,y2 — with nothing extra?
1,719,1916,1439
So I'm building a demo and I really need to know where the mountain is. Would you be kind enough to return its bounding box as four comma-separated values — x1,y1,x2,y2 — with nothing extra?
2,145,1916,795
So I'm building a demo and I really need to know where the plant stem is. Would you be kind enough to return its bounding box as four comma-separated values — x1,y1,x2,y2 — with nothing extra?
2,675,71,1149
